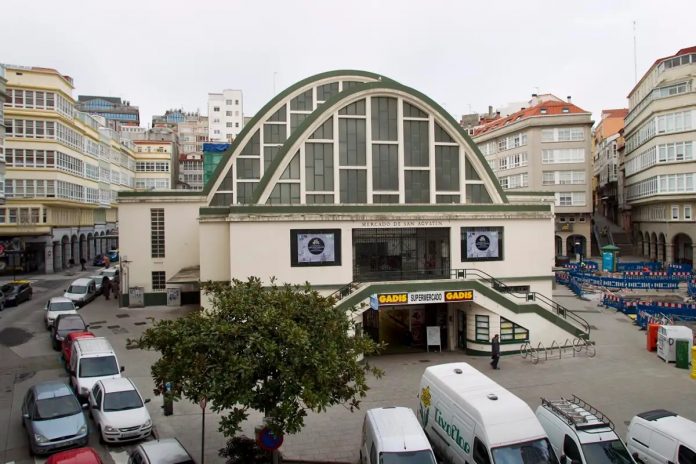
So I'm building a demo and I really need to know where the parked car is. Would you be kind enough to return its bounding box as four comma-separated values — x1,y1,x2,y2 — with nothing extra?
626,409,696,464
107,250,119,263
69,337,124,400
88,275,105,295
1,280,33,306
21,381,88,456
45,297,78,329
361,407,436,464
0,288,6,311
89,378,152,444
98,266,120,282
128,438,195,464
52,314,89,351
46,447,103,464
62,331,95,367
93,255,106,267
64,278,98,307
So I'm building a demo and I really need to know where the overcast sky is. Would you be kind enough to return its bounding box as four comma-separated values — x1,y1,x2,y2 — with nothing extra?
3,0,695,127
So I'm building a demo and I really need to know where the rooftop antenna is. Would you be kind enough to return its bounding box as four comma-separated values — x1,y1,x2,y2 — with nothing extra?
633,20,638,83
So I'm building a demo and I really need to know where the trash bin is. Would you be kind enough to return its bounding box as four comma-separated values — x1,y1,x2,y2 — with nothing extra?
647,323,660,352
676,339,690,369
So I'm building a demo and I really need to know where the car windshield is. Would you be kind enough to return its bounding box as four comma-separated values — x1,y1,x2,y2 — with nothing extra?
581,440,633,464
49,302,75,312
2,284,18,293
58,318,86,332
67,285,88,294
79,356,118,377
103,390,143,411
33,394,81,420
492,439,557,464
380,450,437,463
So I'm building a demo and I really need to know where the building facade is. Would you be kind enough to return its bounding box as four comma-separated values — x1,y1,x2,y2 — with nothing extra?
133,140,176,191
208,90,243,142
177,113,208,190
473,95,594,258
593,109,628,224
0,64,7,206
624,46,696,264
2,65,136,274
76,96,140,127
119,71,591,356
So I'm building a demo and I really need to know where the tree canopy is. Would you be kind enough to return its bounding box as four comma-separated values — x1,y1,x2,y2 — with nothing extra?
135,277,382,437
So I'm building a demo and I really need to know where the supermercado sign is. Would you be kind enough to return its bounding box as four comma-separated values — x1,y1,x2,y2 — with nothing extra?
371,290,474,308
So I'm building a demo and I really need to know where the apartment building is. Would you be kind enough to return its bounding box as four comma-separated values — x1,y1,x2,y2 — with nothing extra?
177,113,208,190
2,64,136,274
133,140,176,190
76,95,140,127
623,46,696,264
593,109,627,223
473,95,593,258
207,89,243,142
0,65,7,206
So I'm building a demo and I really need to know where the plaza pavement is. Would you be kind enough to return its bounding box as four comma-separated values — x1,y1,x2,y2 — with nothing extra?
1,269,695,464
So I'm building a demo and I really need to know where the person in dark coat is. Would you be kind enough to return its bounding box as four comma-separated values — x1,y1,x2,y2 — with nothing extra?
102,276,111,300
490,334,501,370
80,258,86,271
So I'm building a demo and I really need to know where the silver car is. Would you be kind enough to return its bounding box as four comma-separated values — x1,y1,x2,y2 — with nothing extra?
128,438,195,464
21,381,88,455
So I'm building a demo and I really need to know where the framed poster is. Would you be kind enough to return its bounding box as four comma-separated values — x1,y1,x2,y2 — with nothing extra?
461,227,504,261
290,229,342,267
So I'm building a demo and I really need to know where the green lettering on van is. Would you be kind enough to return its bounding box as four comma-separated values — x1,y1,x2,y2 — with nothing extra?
434,407,471,453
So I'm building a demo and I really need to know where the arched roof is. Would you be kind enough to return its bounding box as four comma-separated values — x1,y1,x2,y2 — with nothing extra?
205,70,507,207
204,70,391,204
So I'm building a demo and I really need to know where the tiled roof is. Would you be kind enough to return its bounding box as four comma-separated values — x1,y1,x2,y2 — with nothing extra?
473,99,589,136
602,108,628,118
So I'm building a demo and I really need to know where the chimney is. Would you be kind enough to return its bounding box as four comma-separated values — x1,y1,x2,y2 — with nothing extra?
531,93,538,98
496,111,500,117
567,96,572,103
488,105,493,116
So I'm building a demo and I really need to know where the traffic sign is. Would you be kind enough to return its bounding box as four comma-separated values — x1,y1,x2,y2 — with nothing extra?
257,426,284,451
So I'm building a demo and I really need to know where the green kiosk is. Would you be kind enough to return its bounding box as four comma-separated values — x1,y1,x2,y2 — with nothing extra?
601,244,621,273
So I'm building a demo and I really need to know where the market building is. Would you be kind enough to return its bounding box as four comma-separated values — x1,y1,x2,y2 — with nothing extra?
119,70,590,354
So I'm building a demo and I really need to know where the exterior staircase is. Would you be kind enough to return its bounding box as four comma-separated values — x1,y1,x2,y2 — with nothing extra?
593,214,634,257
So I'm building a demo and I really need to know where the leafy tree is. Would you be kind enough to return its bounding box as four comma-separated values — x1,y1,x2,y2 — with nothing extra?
219,435,269,464
135,277,382,438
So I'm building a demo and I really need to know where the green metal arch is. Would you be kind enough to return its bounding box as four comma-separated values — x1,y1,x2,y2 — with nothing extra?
203,70,395,199
251,80,508,204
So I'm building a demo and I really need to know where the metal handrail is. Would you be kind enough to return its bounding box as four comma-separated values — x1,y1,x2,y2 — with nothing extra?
451,268,591,338
330,267,591,338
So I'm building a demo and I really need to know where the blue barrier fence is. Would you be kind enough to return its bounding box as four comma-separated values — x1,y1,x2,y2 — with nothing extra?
564,261,599,271
566,271,680,290
635,302,696,328
689,281,696,298
616,261,662,272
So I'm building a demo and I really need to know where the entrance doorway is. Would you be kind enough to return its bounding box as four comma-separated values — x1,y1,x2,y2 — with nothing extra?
457,309,466,350
362,303,448,352
352,228,450,281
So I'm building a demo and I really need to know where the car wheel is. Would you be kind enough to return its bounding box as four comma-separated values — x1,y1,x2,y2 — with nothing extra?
99,428,106,445
52,339,59,351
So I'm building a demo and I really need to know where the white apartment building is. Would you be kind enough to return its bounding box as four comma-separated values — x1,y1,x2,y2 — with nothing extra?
623,46,696,264
473,95,594,258
207,90,243,142
2,64,136,274
0,64,7,206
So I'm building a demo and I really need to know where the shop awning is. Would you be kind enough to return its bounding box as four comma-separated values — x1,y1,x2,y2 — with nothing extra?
167,265,200,284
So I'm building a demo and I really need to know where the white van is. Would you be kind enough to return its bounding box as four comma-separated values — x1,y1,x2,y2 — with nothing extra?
69,337,124,399
360,407,436,464
626,410,696,464
418,362,557,464
64,277,98,307
535,396,634,464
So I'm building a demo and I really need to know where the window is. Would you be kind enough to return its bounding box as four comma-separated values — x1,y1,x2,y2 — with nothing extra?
678,445,696,464
685,206,693,221
225,99,233,105
213,106,220,112
474,438,491,464
555,192,586,207
563,435,582,462
541,127,584,142
672,205,680,220
151,272,166,291
542,149,585,164
500,317,529,341
150,209,165,258
475,315,490,341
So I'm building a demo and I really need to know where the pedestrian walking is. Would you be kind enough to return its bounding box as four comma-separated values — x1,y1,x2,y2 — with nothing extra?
490,334,500,370
102,276,111,300
80,257,86,271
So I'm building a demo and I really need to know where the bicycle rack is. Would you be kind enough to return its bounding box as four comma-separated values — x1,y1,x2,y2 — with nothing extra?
521,338,596,363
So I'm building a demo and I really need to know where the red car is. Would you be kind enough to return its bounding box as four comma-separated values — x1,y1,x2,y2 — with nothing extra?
62,331,95,367
46,448,102,464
